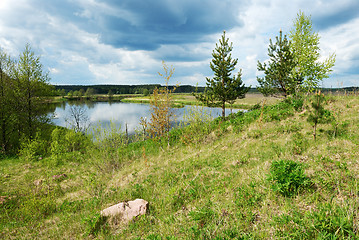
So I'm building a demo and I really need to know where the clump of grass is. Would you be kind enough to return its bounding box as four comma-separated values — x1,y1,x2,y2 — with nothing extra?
268,159,311,197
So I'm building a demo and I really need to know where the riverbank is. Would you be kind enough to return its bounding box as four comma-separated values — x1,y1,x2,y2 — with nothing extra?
1,95,358,239
47,93,280,109
122,93,280,109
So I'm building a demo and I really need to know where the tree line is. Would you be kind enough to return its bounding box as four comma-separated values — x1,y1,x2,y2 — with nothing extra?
54,84,207,97
0,44,53,154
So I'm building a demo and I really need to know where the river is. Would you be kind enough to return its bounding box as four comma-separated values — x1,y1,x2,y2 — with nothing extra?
51,101,242,134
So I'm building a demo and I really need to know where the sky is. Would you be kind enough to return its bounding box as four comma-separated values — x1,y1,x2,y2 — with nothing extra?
0,0,358,88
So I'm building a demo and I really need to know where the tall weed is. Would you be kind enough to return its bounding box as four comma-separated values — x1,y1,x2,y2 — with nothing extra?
268,159,311,197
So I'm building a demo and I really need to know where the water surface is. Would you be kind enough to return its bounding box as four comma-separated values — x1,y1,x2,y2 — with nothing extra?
52,101,242,134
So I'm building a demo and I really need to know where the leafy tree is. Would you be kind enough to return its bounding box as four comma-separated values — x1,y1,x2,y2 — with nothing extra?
143,61,176,142
14,44,52,140
0,44,53,154
79,88,85,97
142,88,150,96
85,88,95,98
195,31,249,118
257,30,297,97
67,90,74,98
108,89,114,99
289,11,336,92
0,49,16,153
59,89,66,97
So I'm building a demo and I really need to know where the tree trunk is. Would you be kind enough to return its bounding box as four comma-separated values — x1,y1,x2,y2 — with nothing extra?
222,101,226,119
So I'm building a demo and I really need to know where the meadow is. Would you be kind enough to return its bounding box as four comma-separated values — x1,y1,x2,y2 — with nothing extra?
121,93,280,109
1,93,358,239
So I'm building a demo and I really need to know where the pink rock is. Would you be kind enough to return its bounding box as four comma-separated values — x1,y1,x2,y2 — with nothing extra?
101,199,148,223
52,173,67,180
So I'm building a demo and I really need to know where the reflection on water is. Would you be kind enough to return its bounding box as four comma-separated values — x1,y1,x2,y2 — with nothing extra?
51,102,242,134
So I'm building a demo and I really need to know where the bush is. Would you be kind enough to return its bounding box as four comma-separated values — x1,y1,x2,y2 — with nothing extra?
50,127,91,163
19,133,48,161
268,159,311,197
291,132,309,154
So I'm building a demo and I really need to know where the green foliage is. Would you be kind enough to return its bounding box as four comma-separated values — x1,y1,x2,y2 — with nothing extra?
178,106,214,145
274,202,356,239
268,159,311,197
143,88,150,96
285,94,304,111
307,91,333,140
189,200,217,227
195,31,249,118
82,213,107,236
291,132,309,154
235,183,263,208
50,127,91,163
257,30,297,97
1,95,358,239
0,44,52,154
308,202,356,238
15,44,53,140
289,11,336,92
67,90,73,98
19,133,48,161
144,61,177,140
107,89,114,99
85,88,96,98
263,100,295,121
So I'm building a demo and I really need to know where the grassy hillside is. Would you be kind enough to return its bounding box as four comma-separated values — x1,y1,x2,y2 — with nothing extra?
1,94,358,239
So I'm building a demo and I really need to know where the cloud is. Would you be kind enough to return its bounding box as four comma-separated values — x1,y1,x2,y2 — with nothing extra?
312,0,359,30
0,0,358,87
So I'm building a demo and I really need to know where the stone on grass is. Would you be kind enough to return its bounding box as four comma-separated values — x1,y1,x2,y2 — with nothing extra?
101,199,148,224
52,173,67,181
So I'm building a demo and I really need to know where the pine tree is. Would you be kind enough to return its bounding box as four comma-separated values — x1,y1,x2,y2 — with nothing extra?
307,91,332,140
257,30,297,97
195,31,249,119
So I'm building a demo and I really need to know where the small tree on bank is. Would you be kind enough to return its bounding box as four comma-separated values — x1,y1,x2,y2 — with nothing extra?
144,61,176,141
195,31,249,119
257,30,297,97
257,11,336,97
289,11,336,92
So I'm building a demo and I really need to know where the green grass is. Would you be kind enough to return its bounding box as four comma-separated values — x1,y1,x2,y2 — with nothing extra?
1,94,359,239
122,93,280,109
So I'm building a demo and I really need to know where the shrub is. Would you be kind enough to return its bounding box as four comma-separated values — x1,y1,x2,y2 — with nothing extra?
19,133,48,161
82,213,107,236
307,91,333,140
291,132,309,154
50,127,91,163
268,159,311,197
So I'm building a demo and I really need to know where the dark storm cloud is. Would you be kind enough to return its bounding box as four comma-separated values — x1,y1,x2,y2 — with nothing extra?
76,0,246,50
313,1,359,30
1,0,358,87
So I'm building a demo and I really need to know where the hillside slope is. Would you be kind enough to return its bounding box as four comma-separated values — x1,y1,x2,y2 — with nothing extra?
1,95,358,239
